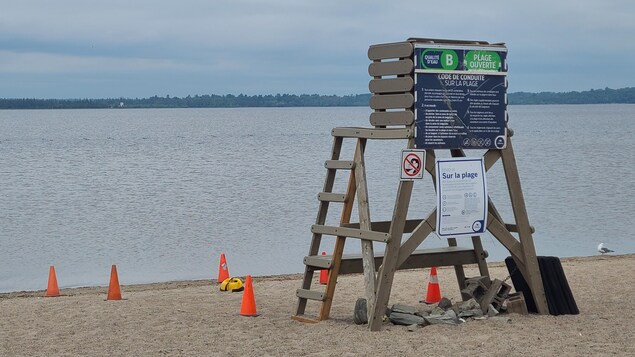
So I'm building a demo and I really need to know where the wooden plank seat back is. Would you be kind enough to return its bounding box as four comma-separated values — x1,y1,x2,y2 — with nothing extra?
367,41,415,127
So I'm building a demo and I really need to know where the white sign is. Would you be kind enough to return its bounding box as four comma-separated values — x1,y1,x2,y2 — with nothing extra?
435,157,487,236
401,149,425,180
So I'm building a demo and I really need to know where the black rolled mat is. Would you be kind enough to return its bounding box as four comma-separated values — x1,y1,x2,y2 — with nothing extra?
505,256,579,315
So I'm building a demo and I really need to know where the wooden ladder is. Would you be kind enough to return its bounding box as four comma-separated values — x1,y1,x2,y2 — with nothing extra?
292,134,381,323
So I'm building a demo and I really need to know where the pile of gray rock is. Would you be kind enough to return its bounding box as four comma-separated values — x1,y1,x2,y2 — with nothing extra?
354,276,523,329
386,297,501,330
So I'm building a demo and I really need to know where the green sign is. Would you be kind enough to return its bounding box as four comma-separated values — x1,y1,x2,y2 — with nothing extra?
464,51,502,71
420,49,459,70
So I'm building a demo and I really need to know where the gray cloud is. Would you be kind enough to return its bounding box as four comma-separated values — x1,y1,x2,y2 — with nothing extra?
1,0,633,97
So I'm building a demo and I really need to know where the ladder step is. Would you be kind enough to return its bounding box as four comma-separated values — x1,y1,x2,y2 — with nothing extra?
304,255,332,269
290,315,320,323
324,160,355,170
296,288,326,301
317,192,347,202
311,225,390,242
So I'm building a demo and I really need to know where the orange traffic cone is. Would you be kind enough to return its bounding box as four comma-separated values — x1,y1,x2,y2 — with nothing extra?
424,266,441,304
107,265,122,300
45,265,61,297
319,252,328,285
240,275,260,317
217,253,230,283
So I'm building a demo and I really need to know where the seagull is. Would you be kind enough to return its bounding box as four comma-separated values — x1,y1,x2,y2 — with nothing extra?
598,243,614,254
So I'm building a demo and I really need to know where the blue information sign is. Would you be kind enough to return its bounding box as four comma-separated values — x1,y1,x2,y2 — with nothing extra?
414,44,508,150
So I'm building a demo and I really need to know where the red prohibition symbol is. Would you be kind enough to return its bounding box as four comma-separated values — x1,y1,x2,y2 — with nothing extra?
403,153,422,177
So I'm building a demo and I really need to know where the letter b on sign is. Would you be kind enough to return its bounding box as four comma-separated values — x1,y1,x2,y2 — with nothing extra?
445,54,454,67
440,50,459,70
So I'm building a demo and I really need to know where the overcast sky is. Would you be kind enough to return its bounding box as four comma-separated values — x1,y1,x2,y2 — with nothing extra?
1,1,633,98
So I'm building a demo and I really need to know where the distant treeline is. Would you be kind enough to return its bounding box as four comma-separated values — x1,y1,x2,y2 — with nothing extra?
2,87,635,109
509,87,635,105
0,93,371,109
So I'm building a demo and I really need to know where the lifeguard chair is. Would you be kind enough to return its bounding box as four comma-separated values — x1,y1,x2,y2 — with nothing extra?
292,38,548,331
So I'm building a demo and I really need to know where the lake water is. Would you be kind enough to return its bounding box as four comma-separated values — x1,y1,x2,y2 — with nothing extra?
1,105,634,293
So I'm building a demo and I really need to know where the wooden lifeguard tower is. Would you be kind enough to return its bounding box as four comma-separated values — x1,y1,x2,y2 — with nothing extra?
292,38,549,331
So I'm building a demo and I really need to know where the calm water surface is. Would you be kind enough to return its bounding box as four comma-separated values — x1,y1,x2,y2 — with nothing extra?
1,105,634,292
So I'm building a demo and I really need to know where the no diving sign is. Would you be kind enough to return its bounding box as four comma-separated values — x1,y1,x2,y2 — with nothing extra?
401,149,425,180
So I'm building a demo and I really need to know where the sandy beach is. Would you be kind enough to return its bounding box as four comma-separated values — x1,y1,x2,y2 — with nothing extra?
1,254,634,356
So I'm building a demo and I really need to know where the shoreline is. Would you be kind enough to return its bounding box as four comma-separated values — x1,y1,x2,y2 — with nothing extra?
1,254,629,299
